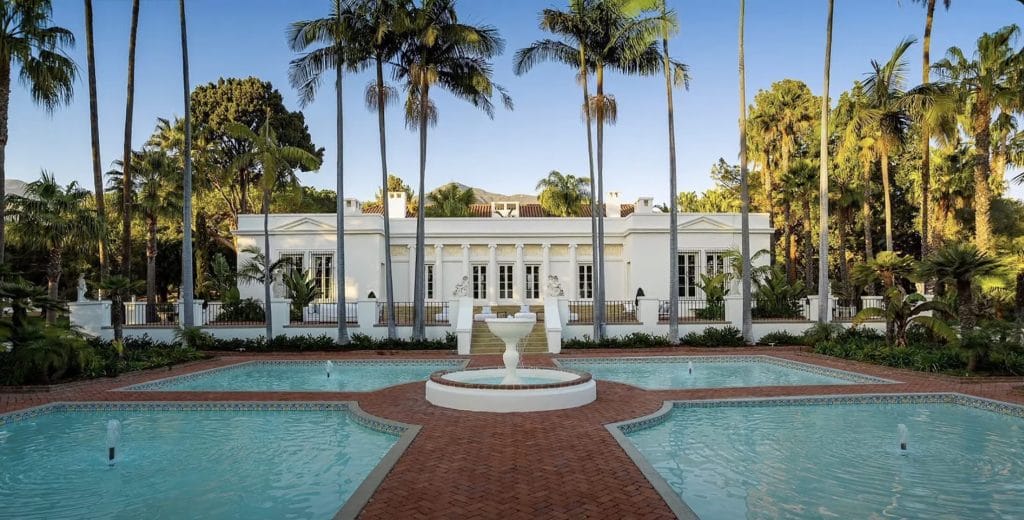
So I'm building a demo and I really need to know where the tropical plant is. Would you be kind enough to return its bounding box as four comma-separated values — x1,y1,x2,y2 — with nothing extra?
174,325,214,350
201,253,238,301
753,266,807,319
6,173,101,324
283,268,321,320
738,0,752,343
695,272,729,321
120,0,142,277
226,119,321,341
853,287,955,347
288,0,363,345
816,0,835,323
535,170,590,216
426,184,476,217
933,25,1024,253
0,278,63,344
95,275,143,344
10,327,93,384
919,243,1001,336
237,245,293,286
851,250,917,291
0,0,77,264
394,0,512,339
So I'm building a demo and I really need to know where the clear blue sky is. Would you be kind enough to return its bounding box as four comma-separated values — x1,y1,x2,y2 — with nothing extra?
7,0,1024,204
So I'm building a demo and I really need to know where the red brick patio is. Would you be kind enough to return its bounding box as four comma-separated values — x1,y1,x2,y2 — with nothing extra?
2,347,1022,519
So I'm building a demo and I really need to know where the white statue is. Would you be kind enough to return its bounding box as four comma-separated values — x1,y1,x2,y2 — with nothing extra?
76,275,87,302
452,275,470,297
272,271,286,298
546,275,564,297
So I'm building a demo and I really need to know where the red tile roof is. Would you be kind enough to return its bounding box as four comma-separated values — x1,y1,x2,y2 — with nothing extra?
360,202,637,218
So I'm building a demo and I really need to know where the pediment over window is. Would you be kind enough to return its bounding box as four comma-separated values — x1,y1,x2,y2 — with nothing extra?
676,216,732,231
273,217,334,233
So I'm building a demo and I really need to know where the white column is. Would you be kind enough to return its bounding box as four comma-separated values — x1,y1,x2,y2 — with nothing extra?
434,244,444,301
514,243,525,304
541,243,551,288
407,244,415,301
461,244,471,277
568,243,578,299
487,243,498,304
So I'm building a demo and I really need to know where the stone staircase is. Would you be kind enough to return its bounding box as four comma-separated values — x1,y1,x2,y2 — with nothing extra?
470,305,550,355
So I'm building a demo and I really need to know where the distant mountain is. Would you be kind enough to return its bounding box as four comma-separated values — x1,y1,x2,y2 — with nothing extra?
5,179,27,197
437,182,538,205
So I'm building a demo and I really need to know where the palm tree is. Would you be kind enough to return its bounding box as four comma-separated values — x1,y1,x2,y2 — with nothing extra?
513,0,600,338
178,0,195,327
83,0,107,279
108,150,181,323
288,0,361,345
226,119,320,341
817,0,834,324
95,275,143,345
853,287,954,347
120,0,141,277
356,0,409,340
426,183,476,217
394,0,512,340
6,172,101,324
738,0,752,343
536,170,590,217
933,25,1023,253
0,0,76,265
851,250,917,339
863,38,917,252
919,243,1000,336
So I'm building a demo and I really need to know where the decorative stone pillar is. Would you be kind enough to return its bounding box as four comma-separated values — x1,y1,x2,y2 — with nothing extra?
487,243,498,304
568,243,578,299
407,244,415,301
541,243,551,287
514,243,525,303
434,244,444,301
461,244,471,277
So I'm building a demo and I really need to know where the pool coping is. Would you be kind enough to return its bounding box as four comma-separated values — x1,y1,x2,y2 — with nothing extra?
553,354,898,389
605,392,1024,520
0,400,420,520
116,358,470,392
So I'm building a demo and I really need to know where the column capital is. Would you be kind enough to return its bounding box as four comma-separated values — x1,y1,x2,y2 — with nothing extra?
515,243,524,250
461,243,471,250
434,243,444,250
541,243,551,250
406,244,414,249
568,243,578,250
488,243,497,250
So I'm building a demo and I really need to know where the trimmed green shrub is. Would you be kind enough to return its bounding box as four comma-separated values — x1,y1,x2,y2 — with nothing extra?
680,326,745,347
212,298,265,323
757,331,806,346
562,332,670,349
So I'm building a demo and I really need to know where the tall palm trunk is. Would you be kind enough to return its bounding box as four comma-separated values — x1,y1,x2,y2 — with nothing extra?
263,189,273,341
661,0,679,343
121,0,140,278
881,154,894,251
145,214,157,323
738,0,752,343
0,59,8,265
784,204,795,280
817,0,833,323
1014,269,1023,331
84,0,108,280
594,64,607,340
579,44,600,340
335,62,349,344
179,0,195,327
45,248,62,324
412,83,430,340
838,207,850,295
862,161,874,261
375,57,397,339
802,199,814,291
972,100,994,253
920,0,936,260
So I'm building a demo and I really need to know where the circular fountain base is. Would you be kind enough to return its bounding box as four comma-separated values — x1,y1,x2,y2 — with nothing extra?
425,368,597,413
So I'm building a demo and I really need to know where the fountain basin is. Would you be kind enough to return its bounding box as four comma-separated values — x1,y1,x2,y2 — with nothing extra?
425,367,597,412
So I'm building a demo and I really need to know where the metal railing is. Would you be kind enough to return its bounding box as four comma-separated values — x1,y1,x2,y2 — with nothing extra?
121,301,178,327
751,298,811,321
658,299,726,322
376,301,449,326
290,301,358,325
567,300,639,324
202,300,265,326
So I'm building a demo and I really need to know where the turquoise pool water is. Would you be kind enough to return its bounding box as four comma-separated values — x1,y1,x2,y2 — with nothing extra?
127,360,465,392
452,376,563,386
0,404,400,519
557,356,887,389
623,396,1024,519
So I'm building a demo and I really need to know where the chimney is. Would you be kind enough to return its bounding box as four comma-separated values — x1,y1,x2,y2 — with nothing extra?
387,192,407,219
635,197,654,214
344,198,362,215
606,191,622,218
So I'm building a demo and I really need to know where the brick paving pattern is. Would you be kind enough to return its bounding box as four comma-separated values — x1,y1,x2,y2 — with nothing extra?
3,347,1022,518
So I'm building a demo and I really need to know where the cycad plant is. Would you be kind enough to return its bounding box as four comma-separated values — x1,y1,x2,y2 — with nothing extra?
394,0,511,339
919,243,1001,336
753,266,807,320
853,287,955,347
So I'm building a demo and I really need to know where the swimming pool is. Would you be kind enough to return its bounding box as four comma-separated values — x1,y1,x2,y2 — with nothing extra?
0,402,415,519
124,359,468,392
612,393,1024,520
555,356,890,389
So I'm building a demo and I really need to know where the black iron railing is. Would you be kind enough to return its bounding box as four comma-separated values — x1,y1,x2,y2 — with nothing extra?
202,300,265,326
375,301,449,326
658,299,726,322
567,300,639,324
121,301,178,327
290,301,358,325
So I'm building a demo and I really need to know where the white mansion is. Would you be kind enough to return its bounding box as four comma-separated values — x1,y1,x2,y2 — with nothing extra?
233,191,774,307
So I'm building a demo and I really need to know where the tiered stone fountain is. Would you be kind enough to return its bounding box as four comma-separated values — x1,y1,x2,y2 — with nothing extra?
425,317,596,412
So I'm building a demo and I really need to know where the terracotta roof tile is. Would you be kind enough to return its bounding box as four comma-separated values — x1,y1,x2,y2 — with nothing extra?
358,202,637,218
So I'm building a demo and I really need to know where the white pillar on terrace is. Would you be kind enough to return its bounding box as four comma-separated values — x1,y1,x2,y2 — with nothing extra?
407,244,415,301
514,243,525,303
434,244,444,301
568,243,578,299
487,243,498,304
